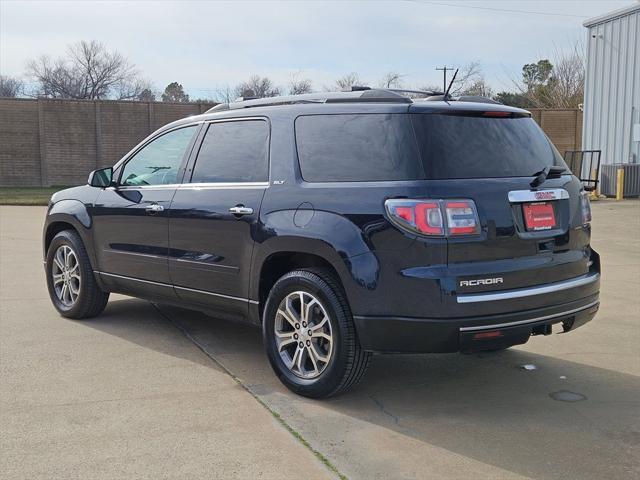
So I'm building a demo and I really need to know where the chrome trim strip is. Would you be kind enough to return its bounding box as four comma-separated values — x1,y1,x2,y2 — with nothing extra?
103,249,165,260
457,272,599,304
459,300,599,332
172,257,238,270
96,271,172,288
181,182,269,190
174,285,250,303
508,189,569,203
116,184,180,190
116,181,269,191
94,271,258,304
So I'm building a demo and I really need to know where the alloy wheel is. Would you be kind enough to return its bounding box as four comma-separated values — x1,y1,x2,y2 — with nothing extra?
274,291,334,379
51,245,81,307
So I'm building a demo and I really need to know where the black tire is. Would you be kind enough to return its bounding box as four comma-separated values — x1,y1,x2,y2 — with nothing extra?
263,268,371,398
45,230,109,319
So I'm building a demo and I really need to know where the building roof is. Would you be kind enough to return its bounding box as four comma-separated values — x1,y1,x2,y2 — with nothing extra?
583,2,640,27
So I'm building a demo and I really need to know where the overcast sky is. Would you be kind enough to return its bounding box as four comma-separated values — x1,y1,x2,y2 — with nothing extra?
0,0,634,98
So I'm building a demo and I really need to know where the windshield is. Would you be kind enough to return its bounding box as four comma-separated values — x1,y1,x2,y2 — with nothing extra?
411,114,567,179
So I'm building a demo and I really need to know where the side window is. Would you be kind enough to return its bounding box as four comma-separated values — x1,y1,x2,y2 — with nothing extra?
120,125,197,186
191,120,269,183
295,114,423,182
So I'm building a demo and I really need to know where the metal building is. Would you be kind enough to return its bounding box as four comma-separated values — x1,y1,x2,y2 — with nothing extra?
582,3,640,171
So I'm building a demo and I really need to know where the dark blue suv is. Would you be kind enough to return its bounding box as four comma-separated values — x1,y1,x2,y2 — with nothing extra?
43,89,600,398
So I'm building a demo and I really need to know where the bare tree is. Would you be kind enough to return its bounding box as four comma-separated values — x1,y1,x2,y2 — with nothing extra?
26,40,149,100
418,84,443,94
378,72,404,89
546,43,584,108
507,42,585,108
0,75,24,97
214,85,235,103
234,75,280,98
288,72,313,95
447,61,483,95
330,72,366,91
116,78,155,101
460,78,493,97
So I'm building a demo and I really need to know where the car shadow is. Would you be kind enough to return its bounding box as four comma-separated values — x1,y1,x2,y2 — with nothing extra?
86,297,640,480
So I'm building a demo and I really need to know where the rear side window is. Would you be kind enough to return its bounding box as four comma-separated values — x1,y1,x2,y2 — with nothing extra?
295,114,424,182
191,120,269,183
412,114,567,179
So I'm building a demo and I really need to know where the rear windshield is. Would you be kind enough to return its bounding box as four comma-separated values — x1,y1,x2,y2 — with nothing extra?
412,114,567,179
295,114,423,182
294,112,566,182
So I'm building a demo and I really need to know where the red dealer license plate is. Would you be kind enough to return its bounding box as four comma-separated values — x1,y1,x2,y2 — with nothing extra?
523,202,557,231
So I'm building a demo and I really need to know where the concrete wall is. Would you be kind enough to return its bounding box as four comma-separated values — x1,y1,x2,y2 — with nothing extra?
0,98,582,187
0,98,214,186
529,108,583,156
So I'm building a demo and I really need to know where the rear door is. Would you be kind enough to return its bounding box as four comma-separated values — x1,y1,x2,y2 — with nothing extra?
93,124,199,298
168,118,269,319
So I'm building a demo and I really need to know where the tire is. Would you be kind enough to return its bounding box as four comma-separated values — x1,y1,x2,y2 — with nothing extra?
263,268,371,398
45,229,109,319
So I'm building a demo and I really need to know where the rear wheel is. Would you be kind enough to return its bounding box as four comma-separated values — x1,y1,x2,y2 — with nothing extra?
263,268,371,398
46,230,109,319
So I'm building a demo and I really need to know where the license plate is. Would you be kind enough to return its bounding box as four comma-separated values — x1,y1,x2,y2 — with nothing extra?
523,202,557,231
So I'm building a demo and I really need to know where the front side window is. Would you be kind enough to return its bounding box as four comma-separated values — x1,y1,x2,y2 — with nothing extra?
191,120,269,183
120,125,197,186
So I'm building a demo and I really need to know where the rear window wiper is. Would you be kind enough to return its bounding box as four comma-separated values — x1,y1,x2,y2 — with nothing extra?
530,165,567,188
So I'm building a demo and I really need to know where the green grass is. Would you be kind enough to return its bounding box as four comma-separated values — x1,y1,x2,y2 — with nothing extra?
0,187,69,206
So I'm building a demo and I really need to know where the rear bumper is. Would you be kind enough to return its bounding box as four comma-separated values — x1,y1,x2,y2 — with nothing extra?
354,293,599,353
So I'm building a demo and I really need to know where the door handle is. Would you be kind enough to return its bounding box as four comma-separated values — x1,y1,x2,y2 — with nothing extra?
145,204,164,213
229,206,253,216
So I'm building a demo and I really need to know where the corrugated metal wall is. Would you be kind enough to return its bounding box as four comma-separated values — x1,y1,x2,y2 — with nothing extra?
583,5,640,166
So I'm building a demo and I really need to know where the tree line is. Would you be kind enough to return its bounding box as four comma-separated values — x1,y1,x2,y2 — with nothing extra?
0,40,584,109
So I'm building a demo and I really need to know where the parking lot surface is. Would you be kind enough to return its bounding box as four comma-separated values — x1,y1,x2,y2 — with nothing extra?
1,201,639,479
0,207,333,480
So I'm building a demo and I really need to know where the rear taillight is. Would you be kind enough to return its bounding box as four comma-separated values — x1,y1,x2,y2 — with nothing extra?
385,199,480,237
580,191,592,225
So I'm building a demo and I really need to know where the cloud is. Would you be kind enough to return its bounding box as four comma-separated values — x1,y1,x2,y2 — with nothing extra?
0,0,631,96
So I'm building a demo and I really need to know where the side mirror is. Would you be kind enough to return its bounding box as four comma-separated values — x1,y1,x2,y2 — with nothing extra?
88,167,113,188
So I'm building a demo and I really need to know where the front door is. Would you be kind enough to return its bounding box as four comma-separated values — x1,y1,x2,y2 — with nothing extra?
168,118,270,319
92,124,200,299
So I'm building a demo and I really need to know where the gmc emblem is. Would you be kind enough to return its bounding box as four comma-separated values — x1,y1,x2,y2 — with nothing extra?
460,278,504,287
534,191,556,200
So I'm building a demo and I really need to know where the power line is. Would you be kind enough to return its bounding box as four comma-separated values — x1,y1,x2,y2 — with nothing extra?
408,1,591,19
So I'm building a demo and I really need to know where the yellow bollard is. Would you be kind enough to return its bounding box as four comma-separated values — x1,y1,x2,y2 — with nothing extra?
590,168,600,200
616,168,624,201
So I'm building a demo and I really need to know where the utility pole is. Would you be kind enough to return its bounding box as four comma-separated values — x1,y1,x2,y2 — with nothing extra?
436,66,454,93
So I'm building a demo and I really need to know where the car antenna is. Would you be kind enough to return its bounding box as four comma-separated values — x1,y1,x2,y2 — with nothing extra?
443,68,459,101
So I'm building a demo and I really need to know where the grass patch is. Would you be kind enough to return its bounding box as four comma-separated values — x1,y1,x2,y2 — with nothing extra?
0,187,69,206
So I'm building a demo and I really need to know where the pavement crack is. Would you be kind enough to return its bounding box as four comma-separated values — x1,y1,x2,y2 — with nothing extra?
368,394,399,425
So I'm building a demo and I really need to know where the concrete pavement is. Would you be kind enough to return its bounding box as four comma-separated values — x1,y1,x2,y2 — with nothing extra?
0,206,334,480
1,200,639,479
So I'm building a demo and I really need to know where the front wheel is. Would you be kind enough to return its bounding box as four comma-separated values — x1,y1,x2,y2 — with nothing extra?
263,269,371,398
45,230,109,319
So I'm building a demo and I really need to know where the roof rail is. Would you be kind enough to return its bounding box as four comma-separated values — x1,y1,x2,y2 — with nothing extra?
205,88,422,113
418,94,502,105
